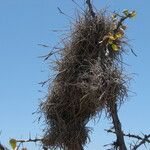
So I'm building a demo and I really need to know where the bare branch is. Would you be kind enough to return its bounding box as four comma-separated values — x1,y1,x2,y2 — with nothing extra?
130,48,137,57
110,104,127,150
86,0,95,18
72,0,86,13
38,44,49,48
106,129,150,150
39,78,51,87
16,137,42,144
38,51,54,61
132,134,150,150
57,7,74,20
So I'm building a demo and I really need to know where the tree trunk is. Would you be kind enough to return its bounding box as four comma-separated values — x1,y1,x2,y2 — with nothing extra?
110,104,127,150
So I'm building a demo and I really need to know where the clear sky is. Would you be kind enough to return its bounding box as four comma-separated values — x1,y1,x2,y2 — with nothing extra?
0,0,149,149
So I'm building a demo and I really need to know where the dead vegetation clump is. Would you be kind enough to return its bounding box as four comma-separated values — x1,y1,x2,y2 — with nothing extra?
40,10,128,150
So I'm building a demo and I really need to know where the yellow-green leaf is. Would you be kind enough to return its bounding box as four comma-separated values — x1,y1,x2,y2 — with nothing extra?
9,139,17,150
108,39,113,44
112,14,117,19
108,35,116,41
115,32,123,39
123,9,129,16
111,44,120,51
112,24,117,30
129,11,136,18
112,14,117,22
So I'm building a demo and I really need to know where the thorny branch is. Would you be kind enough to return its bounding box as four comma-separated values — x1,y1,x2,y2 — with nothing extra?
106,129,150,150
16,138,42,143
15,138,43,150
132,134,150,150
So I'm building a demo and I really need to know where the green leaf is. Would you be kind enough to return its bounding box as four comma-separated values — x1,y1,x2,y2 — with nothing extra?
111,44,120,51
129,11,136,18
123,9,129,16
112,14,117,22
108,35,116,41
112,14,117,19
115,32,123,39
108,39,113,44
9,139,17,150
112,24,117,30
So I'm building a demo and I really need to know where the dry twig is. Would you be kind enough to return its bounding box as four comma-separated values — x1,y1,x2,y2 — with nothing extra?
106,129,150,150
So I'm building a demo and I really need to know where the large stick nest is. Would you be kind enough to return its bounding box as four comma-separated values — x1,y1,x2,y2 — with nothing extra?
40,10,129,150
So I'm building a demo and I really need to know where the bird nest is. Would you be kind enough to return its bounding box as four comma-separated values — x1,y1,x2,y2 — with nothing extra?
40,10,129,150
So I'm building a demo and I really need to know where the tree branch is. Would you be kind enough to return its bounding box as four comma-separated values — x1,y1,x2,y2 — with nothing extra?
110,104,127,150
106,129,150,150
16,138,42,144
132,134,150,150
0,143,5,150
86,0,95,18
114,12,134,33
0,143,9,150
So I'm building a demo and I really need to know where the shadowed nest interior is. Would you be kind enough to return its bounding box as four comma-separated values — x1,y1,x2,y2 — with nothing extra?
40,10,128,150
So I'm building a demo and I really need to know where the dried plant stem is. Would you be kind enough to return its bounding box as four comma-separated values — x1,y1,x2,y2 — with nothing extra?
110,103,127,150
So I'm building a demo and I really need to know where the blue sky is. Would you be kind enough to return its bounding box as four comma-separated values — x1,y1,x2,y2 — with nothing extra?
0,0,149,149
